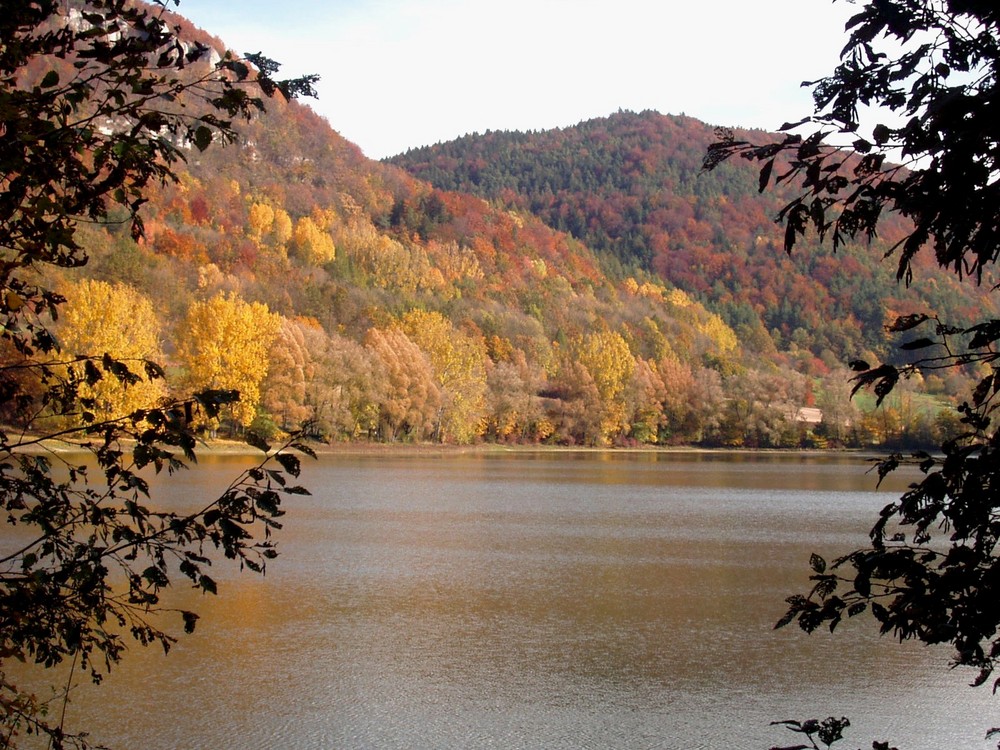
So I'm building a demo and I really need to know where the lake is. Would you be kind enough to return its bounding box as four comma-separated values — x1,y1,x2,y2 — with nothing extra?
39,451,999,748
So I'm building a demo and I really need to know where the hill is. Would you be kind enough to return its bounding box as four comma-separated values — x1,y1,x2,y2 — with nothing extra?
388,109,997,363
5,8,967,450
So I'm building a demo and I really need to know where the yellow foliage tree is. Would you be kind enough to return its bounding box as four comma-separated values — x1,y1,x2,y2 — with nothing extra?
176,293,281,428
55,279,166,422
699,313,739,355
400,309,489,444
291,215,336,265
272,208,293,246
247,202,275,241
571,330,636,443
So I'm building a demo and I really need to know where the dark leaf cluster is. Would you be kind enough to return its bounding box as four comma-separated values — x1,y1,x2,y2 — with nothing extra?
706,2,1000,747
0,2,317,747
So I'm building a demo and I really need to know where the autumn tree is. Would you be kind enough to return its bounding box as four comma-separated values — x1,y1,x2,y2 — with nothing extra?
260,318,379,440
364,326,441,442
547,356,606,446
484,352,550,443
319,332,381,440
0,3,316,747
705,0,1000,745
53,279,167,423
568,330,636,444
176,292,282,430
291,214,336,265
626,357,667,444
714,368,806,449
261,316,316,431
656,357,724,444
400,309,489,443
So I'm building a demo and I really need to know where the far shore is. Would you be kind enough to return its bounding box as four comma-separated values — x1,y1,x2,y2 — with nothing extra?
8,433,887,461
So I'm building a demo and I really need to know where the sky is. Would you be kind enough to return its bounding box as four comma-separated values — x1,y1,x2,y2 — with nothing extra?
174,0,857,160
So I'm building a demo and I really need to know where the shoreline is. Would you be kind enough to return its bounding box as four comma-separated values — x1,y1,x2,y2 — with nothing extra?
8,436,884,461
3,425,899,462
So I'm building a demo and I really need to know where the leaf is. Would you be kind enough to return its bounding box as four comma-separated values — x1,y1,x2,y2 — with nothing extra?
872,123,892,144
873,370,899,405
886,313,929,332
759,159,775,193
181,611,199,634
274,452,301,477
84,358,103,385
40,70,60,88
778,117,811,131
775,608,798,630
899,337,936,350
809,553,827,574
199,574,217,595
967,320,1000,349
254,490,281,515
144,360,166,380
972,374,995,407
244,431,270,453
853,571,871,597
193,125,213,152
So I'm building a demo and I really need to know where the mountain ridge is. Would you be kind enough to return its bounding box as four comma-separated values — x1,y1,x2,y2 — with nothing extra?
14,6,971,448
387,109,995,362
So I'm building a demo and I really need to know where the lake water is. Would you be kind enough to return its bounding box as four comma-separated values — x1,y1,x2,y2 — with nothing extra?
34,451,999,748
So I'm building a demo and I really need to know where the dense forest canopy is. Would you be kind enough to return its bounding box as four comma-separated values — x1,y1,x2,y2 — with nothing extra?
1,10,980,452
389,110,998,364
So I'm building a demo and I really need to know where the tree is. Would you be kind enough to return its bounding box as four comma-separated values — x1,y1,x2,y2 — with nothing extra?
569,330,635,444
704,1,1000,745
176,292,282,430
261,316,315,432
53,279,167,423
400,310,489,444
0,3,316,747
291,214,336,265
363,326,441,442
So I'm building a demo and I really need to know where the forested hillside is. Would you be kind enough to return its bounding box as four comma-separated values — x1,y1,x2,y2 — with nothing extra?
388,110,997,364
4,11,969,449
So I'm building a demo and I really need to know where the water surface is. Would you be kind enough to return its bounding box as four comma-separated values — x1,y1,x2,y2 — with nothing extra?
38,452,997,749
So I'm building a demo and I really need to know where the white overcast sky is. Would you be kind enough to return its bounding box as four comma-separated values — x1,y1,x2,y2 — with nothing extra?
174,0,856,160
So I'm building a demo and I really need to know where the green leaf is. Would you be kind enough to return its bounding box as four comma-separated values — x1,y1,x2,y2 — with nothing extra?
41,70,60,88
